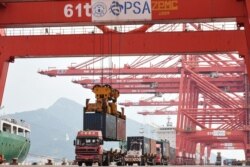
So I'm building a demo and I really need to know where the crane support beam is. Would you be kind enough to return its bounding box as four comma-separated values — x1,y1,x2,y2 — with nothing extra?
82,84,244,93
211,143,245,148
39,66,245,76
107,88,180,94
119,100,179,106
138,110,177,115
188,130,245,143
81,82,243,90
0,0,245,27
1,30,247,57
75,76,244,84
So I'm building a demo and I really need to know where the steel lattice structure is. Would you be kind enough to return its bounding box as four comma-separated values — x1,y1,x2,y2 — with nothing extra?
1,0,250,164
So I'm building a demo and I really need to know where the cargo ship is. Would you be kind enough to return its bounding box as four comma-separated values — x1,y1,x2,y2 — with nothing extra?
0,117,31,163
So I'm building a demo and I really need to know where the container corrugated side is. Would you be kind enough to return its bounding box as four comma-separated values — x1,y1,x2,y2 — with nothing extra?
170,147,176,162
150,139,157,155
83,111,117,141
157,141,169,158
117,118,126,141
83,111,104,132
143,137,150,155
105,113,117,140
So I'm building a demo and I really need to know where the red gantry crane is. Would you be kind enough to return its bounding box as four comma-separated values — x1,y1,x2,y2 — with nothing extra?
1,0,250,164
40,52,246,164
39,41,246,164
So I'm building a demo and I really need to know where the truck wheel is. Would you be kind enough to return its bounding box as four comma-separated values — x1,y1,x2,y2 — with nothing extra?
152,159,156,166
85,162,92,166
160,159,163,165
98,162,103,166
78,162,82,166
117,161,123,166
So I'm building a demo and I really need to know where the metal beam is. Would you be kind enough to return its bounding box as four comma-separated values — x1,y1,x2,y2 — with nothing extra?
39,66,245,76
0,0,245,27
1,31,247,57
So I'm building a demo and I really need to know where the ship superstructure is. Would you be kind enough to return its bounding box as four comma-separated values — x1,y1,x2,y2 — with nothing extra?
156,117,176,148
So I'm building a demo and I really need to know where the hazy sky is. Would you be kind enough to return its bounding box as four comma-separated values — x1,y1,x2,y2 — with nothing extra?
2,57,173,125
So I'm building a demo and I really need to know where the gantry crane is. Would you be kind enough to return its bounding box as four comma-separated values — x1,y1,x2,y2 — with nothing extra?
2,0,250,164
40,53,247,164
39,53,247,163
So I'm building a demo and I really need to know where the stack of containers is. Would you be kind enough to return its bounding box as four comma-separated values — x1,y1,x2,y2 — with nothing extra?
83,110,126,141
83,84,126,141
84,110,117,141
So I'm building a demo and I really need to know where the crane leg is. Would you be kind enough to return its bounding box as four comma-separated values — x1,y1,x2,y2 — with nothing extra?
0,57,9,107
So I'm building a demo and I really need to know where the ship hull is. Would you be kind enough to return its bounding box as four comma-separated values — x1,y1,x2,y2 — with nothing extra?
0,131,30,163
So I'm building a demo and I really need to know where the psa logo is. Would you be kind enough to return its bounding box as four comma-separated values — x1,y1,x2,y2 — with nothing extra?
109,0,150,16
109,1,123,16
93,2,107,17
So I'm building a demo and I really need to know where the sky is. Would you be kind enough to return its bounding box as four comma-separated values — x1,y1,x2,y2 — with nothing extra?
1,57,246,161
2,57,174,126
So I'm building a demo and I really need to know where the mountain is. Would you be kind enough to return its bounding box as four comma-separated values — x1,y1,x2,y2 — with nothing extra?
9,98,156,161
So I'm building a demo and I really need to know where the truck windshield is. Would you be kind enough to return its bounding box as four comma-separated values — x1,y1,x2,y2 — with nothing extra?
76,138,99,146
130,143,140,151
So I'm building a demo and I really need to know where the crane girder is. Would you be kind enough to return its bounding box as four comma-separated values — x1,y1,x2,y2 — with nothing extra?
137,110,177,115
39,66,245,77
187,130,245,143
0,31,247,58
0,0,246,27
81,82,243,90
73,76,244,84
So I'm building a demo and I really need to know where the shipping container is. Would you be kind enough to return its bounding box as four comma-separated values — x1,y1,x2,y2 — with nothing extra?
83,111,117,141
117,117,126,141
150,139,157,155
156,140,170,159
127,136,150,155
170,147,176,163
166,142,170,158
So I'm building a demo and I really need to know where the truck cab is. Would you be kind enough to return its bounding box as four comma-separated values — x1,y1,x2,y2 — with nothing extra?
125,138,144,165
74,130,104,166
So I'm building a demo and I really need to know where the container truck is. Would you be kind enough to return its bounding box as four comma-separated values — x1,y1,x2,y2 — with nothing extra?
74,130,125,166
123,137,175,165
74,84,177,166
74,130,106,166
124,136,150,165
74,132,176,166
124,137,170,165
156,141,170,165
74,84,126,166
